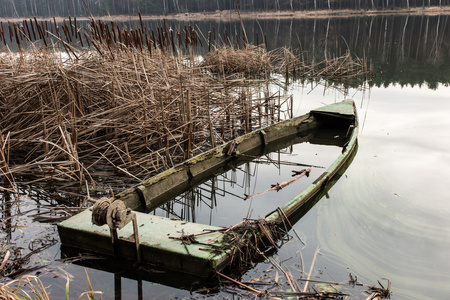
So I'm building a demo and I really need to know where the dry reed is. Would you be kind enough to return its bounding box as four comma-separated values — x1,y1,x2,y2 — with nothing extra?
0,43,290,194
201,45,371,84
201,45,271,76
0,15,370,200
215,218,288,270
271,47,373,84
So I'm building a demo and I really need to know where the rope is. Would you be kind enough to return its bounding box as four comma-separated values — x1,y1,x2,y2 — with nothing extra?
91,197,111,226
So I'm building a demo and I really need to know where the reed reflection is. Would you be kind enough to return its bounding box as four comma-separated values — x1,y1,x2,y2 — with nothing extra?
1,14,448,87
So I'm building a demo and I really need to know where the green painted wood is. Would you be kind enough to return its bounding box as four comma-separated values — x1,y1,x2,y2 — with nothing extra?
115,112,317,212
265,100,358,223
58,209,230,276
58,100,358,277
311,99,356,120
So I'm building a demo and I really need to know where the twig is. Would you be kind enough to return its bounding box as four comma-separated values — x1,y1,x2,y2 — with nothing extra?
216,271,264,295
303,245,320,292
244,167,313,199
0,251,11,271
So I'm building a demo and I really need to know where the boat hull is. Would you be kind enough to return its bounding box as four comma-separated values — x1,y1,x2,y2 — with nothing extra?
58,100,358,277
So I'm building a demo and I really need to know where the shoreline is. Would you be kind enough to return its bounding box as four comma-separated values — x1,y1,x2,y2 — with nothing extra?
164,6,450,21
1,6,450,22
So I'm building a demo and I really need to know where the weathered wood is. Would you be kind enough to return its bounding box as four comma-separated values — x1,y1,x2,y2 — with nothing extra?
58,209,230,276
58,100,358,277
265,100,358,224
115,112,316,212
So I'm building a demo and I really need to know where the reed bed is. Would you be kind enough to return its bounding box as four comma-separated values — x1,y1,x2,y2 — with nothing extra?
0,15,371,198
272,47,373,84
0,44,291,194
0,15,206,58
201,45,271,76
0,16,374,298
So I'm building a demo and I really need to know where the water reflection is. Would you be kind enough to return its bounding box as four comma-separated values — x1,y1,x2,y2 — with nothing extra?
211,15,450,87
289,82,450,300
151,125,350,226
0,187,58,278
2,15,449,87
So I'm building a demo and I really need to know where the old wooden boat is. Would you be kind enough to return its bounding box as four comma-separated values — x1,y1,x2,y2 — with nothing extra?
58,100,358,277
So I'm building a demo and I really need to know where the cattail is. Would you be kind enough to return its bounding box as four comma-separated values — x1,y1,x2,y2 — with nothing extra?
151,30,156,49
54,17,60,39
18,23,24,41
138,12,144,34
117,25,122,45
63,21,72,43
13,23,21,52
157,27,163,50
170,29,175,53
0,22,5,45
49,19,54,36
84,32,91,47
45,20,49,38
177,30,182,49
74,17,78,37
8,21,13,43
111,21,117,44
78,30,84,47
69,16,74,36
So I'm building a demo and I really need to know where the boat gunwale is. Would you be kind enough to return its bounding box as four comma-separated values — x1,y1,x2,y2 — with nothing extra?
115,110,317,211
265,107,358,224
57,100,359,277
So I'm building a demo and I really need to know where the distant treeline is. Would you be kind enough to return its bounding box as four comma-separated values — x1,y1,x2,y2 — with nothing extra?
0,0,449,18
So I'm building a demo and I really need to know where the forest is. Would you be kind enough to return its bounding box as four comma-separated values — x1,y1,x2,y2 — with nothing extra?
0,0,449,18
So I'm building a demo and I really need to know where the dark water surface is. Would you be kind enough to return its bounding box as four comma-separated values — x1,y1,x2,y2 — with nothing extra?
1,15,450,299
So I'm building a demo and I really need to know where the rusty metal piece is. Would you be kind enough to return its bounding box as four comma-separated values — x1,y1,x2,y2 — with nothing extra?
91,198,140,263
106,200,132,230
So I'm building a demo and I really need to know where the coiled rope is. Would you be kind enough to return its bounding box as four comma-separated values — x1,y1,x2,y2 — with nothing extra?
91,197,112,226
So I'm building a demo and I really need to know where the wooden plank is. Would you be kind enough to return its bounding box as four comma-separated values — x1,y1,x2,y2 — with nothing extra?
58,209,230,276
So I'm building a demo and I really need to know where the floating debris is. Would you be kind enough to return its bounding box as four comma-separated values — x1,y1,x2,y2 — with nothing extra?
366,279,391,299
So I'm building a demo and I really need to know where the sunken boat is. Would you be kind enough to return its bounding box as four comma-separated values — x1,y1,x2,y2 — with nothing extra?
58,100,358,277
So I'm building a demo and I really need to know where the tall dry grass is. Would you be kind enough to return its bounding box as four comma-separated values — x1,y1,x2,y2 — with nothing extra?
0,15,370,198
0,44,290,194
201,45,271,76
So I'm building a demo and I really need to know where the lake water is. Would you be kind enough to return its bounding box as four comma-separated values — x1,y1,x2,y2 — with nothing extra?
1,14,450,299
285,83,450,300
